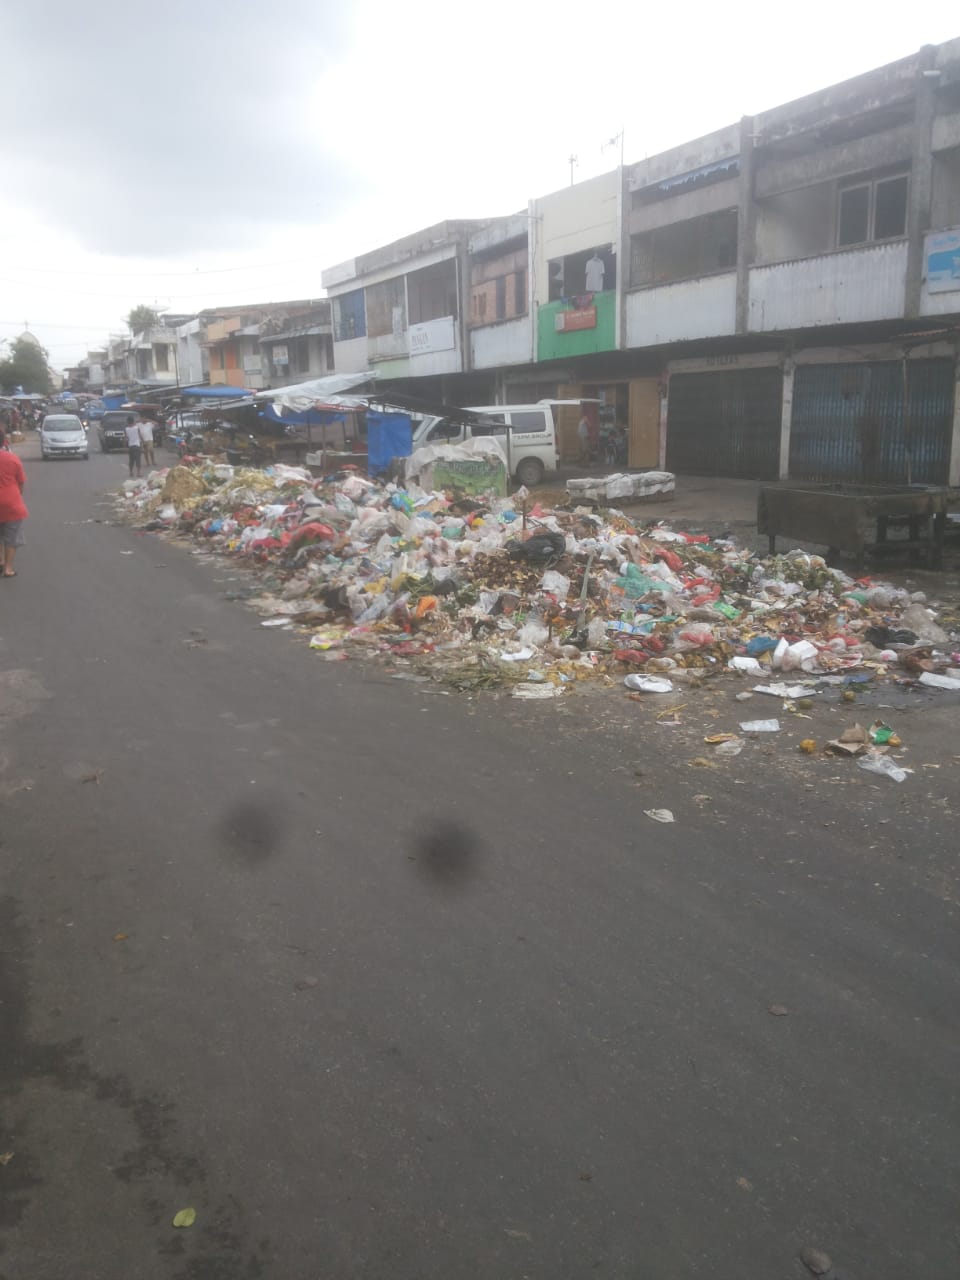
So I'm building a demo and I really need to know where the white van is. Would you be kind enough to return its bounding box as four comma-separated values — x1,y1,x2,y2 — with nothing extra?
410,404,558,487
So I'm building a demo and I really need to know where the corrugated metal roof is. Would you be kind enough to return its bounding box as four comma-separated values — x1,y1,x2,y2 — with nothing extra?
262,323,330,341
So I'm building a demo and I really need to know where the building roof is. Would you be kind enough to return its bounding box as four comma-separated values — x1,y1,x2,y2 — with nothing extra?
261,322,331,341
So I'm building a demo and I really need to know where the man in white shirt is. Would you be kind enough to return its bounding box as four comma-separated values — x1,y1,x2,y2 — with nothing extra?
137,415,155,468
124,415,143,477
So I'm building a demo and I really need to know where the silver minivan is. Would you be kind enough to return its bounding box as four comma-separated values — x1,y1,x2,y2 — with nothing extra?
411,404,558,486
40,414,89,460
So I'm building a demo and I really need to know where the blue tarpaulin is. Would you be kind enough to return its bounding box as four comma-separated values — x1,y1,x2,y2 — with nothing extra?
259,402,346,429
367,411,412,476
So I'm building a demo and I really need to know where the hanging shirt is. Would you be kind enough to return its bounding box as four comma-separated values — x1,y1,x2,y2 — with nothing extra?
0,450,28,522
585,256,605,292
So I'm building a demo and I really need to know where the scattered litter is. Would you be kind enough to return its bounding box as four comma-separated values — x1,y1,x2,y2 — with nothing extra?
112,459,958,705
624,675,674,693
827,724,869,756
513,683,563,699
643,808,675,823
919,671,960,691
0,1152,14,1166
858,751,911,782
112,932,128,942
172,1209,197,1229
714,737,745,756
869,721,900,746
739,719,780,733
798,739,817,754
79,770,104,784
752,683,815,699
728,656,763,675
119,550,133,556
767,1004,789,1016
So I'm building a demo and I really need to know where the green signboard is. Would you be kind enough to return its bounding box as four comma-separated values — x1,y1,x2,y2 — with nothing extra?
537,290,616,362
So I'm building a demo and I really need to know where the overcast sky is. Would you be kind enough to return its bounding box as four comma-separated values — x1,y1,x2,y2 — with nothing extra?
1,2,957,369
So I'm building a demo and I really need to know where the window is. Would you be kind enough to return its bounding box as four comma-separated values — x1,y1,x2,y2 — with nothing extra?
426,419,462,443
838,184,870,246
515,268,526,314
154,344,169,372
838,174,908,247
495,275,506,320
508,411,547,434
334,289,366,341
874,175,908,240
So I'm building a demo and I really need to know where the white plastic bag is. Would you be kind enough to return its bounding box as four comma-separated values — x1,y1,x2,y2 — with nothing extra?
624,675,674,693
858,751,909,782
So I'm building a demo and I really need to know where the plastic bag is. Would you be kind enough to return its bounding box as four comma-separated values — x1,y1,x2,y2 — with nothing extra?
541,570,571,600
857,751,909,782
624,675,674,693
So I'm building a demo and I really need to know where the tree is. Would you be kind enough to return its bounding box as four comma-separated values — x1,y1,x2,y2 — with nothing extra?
128,304,159,334
0,336,53,394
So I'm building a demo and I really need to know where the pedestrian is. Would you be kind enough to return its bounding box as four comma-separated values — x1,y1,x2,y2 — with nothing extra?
577,412,592,467
124,413,143,477
0,428,28,579
138,413,156,469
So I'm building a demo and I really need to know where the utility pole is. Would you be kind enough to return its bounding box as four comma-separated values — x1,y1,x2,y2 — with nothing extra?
568,153,578,186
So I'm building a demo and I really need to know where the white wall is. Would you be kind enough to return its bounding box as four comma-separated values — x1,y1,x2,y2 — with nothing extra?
748,241,908,331
332,336,369,374
470,316,532,369
531,170,620,308
626,273,736,346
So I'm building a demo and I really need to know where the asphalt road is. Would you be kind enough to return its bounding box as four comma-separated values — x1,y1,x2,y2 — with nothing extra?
2,440,959,1279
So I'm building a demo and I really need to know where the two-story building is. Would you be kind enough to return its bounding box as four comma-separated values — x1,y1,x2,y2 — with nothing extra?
322,221,495,402
203,300,326,389
258,303,334,388
318,38,960,485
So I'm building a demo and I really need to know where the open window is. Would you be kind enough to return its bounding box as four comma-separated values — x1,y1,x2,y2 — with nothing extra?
837,173,908,247
548,246,616,301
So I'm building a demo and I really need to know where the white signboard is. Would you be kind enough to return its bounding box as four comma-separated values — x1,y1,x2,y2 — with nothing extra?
926,228,960,294
242,354,262,372
408,315,456,357
271,343,289,366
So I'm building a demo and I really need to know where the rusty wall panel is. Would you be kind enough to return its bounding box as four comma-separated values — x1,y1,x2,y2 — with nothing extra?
790,359,955,484
666,367,782,478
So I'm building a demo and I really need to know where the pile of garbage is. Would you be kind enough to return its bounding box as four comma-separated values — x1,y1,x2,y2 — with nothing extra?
116,463,960,698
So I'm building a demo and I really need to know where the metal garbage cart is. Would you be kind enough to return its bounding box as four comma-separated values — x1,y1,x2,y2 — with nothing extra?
757,483,959,570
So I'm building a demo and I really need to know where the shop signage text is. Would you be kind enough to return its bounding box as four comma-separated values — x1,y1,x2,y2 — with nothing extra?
555,306,597,333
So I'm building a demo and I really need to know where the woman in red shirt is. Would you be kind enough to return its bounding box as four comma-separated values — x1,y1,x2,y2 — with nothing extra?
0,428,28,578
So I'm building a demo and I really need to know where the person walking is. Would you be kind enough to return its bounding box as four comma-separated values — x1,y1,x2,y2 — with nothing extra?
124,413,143,477
138,413,156,469
0,428,28,578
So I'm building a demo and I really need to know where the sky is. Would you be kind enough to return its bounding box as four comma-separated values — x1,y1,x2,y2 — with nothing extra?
1,1,957,370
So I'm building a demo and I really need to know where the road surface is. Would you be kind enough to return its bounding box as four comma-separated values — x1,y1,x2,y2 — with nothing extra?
2,440,958,1278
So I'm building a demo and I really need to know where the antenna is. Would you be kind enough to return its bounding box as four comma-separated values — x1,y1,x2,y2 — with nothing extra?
568,153,578,186
602,130,625,167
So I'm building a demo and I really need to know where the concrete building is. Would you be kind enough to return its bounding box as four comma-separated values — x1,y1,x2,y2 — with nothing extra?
202,300,324,389
258,303,333,388
318,38,960,484
322,221,492,399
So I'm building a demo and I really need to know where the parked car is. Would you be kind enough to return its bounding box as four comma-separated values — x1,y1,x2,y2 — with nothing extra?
40,414,89,460
411,403,559,487
98,410,133,452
